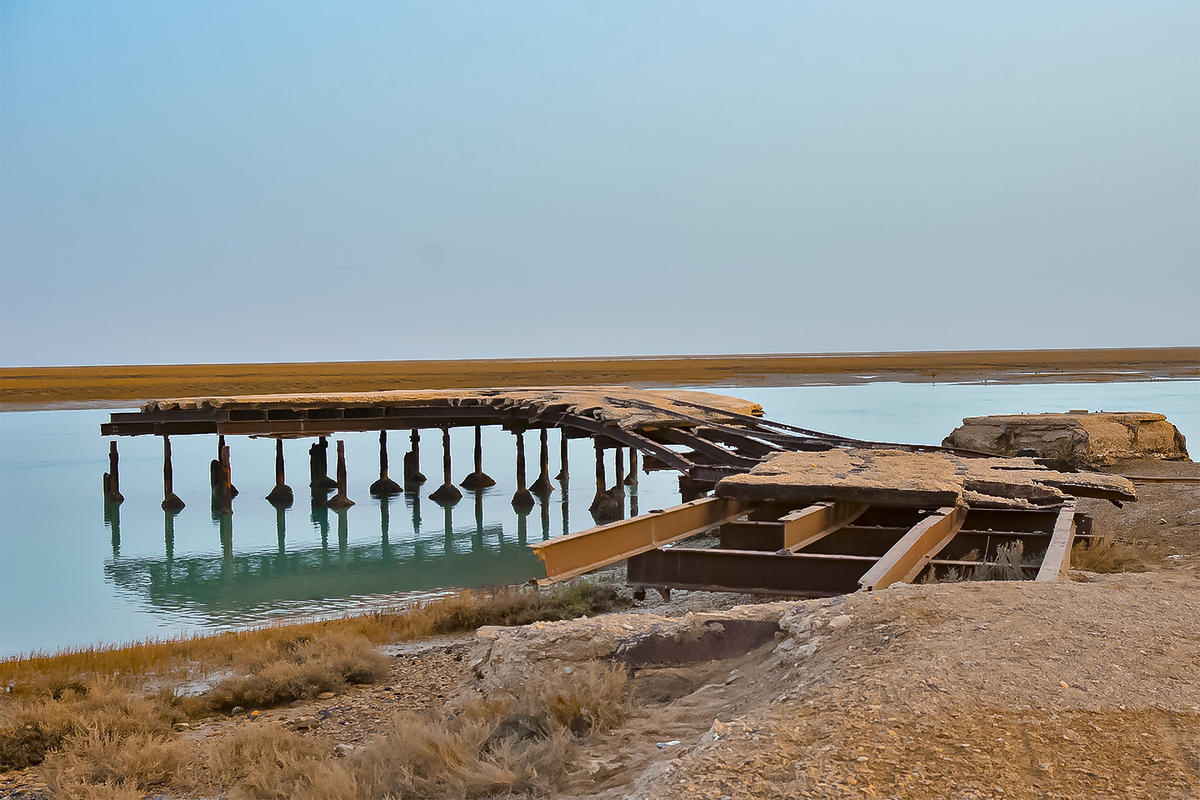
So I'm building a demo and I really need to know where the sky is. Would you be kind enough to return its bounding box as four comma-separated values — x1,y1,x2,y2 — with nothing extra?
1,1,1197,367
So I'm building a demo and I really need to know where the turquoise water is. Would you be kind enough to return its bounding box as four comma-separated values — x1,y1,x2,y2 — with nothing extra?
1,380,1196,657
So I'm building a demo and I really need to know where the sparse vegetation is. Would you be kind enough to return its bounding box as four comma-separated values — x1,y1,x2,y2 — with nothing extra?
194,659,630,799
1070,535,1156,574
0,581,630,797
920,543,1038,584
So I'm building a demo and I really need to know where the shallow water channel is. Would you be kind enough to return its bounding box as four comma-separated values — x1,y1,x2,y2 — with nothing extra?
1,380,1195,657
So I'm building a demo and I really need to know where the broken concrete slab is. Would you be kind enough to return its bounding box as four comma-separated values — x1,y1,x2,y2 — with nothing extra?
943,411,1189,467
714,448,1136,509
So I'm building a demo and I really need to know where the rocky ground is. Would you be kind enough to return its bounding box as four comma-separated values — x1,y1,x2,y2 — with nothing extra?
1,459,1196,799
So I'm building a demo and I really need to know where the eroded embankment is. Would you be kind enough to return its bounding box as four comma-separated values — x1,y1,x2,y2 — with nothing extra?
471,571,1200,800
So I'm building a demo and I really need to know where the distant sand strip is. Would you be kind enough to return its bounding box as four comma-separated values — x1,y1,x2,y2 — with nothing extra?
1,347,1196,410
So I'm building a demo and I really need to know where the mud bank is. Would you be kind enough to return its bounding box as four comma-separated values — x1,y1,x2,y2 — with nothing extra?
3,347,1196,409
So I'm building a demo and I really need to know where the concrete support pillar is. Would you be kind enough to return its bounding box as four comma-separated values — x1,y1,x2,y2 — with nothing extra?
530,428,554,497
310,436,337,490
266,438,294,508
404,429,427,486
625,449,638,486
161,436,185,511
212,443,234,515
589,440,620,522
511,430,535,512
218,436,238,497
613,447,626,497
103,441,124,504
460,425,496,490
370,431,403,496
327,440,355,509
555,428,569,482
430,427,463,505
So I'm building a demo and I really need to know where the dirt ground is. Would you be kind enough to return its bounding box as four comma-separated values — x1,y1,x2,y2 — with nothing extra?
2,348,1195,407
1,460,1196,799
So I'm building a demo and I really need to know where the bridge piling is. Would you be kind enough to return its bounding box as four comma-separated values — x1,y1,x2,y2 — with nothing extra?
404,429,427,486
327,440,355,509
460,425,495,490
161,436,185,511
370,431,403,497
266,438,294,508
530,428,554,497
511,430,535,511
104,441,124,504
430,428,463,506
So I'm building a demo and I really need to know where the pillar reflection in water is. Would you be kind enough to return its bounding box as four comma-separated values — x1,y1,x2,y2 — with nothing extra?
104,498,121,558
220,513,233,582
473,491,485,552
164,509,177,569
276,506,287,555
517,510,528,547
380,499,393,563
336,509,349,568
311,493,331,567
539,495,550,540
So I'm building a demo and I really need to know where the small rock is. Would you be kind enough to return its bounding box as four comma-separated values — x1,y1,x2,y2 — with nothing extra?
317,692,336,700
230,706,244,715
656,740,682,749
1060,681,1070,689
172,722,191,732
563,666,573,675
828,615,853,630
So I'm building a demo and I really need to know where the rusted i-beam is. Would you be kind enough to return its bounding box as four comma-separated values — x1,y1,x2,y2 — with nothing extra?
531,496,752,583
1035,501,1078,583
858,505,967,591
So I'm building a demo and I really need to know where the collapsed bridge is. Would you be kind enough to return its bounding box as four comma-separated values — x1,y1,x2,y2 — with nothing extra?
100,386,1136,597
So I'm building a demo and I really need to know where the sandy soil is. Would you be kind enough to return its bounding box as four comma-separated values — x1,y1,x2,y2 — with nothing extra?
2,348,1196,408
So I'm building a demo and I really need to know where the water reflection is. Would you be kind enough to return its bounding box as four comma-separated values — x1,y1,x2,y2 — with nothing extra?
102,490,541,626
104,500,121,558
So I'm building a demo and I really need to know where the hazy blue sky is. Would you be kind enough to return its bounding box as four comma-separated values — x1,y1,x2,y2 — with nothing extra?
2,1,1197,367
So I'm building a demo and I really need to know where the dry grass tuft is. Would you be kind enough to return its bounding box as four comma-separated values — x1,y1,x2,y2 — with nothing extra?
921,543,1037,584
44,730,189,798
195,664,629,800
200,725,358,800
351,712,574,799
0,680,179,771
1071,535,1155,574
204,631,390,712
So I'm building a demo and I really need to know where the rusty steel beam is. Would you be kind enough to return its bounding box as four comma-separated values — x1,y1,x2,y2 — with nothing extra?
627,549,875,596
858,505,968,591
1035,500,1078,583
531,497,752,584
782,501,869,551
693,426,779,458
648,427,761,469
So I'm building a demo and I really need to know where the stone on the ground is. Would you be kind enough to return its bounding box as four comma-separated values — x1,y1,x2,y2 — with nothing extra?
943,411,1189,467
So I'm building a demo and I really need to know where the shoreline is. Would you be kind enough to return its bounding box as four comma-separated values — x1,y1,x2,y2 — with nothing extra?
2,347,1196,411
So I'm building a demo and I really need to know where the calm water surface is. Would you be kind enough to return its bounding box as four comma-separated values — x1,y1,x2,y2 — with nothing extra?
1,380,1195,657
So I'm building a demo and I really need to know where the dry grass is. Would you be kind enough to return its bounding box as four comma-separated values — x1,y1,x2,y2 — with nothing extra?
0,680,181,776
1,582,627,696
203,631,390,712
920,542,1037,584
1071,535,1156,574
198,725,357,800
195,659,630,799
0,582,633,796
